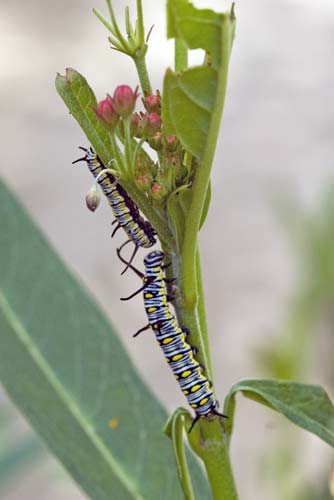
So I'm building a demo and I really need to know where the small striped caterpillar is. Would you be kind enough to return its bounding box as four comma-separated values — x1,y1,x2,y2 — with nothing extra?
118,249,226,431
73,146,156,271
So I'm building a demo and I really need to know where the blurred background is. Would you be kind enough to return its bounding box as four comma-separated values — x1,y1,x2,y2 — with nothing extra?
0,0,333,498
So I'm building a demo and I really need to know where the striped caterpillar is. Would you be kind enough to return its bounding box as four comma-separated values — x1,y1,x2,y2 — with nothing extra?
73,146,156,271
118,249,226,431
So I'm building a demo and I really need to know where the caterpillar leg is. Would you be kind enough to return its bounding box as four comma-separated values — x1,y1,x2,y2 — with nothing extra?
72,147,88,164
133,324,150,337
120,278,154,301
111,222,122,238
120,245,139,276
116,244,144,279
188,414,201,433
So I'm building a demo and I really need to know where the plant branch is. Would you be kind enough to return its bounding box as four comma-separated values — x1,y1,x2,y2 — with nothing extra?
133,54,152,95
181,18,233,309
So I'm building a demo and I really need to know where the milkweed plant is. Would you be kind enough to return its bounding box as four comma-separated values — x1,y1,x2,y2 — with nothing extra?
0,1,333,500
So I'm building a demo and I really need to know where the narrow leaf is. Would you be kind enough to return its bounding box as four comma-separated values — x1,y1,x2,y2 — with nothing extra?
0,180,210,499
164,408,196,500
224,379,334,447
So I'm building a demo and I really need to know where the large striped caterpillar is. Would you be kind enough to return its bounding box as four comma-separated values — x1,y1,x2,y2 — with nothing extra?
73,146,156,270
118,249,226,431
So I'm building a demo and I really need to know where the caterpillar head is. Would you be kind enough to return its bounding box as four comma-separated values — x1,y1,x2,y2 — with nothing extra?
144,250,164,268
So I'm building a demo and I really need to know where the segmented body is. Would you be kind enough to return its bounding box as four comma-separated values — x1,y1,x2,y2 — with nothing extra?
142,251,218,418
74,146,156,249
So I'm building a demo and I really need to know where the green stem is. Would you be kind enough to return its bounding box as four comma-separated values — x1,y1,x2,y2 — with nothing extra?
195,245,212,378
133,54,152,95
123,118,133,174
136,0,145,46
181,19,232,308
188,419,239,500
106,0,128,50
110,134,126,176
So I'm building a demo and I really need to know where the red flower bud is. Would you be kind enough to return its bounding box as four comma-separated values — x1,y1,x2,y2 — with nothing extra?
144,93,161,114
142,113,162,137
93,97,119,129
111,85,139,117
85,185,100,212
165,134,179,152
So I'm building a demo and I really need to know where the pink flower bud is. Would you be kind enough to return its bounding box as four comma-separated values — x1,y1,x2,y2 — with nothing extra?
111,85,139,117
93,97,119,129
144,93,161,114
151,181,166,200
85,185,100,212
134,154,154,191
142,113,162,137
165,134,179,152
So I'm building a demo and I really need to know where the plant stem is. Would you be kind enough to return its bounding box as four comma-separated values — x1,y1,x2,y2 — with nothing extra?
181,17,233,308
199,421,239,500
133,54,152,95
195,245,212,378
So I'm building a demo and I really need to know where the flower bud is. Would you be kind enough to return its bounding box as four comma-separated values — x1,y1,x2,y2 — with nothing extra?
144,93,161,114
111,85,139,117
134,154,153,190
130,112,143,137
93,97,119,129
151,181,167,200
142,113,162,137
148,131,163,151
85,185,100,212
165,134,179,152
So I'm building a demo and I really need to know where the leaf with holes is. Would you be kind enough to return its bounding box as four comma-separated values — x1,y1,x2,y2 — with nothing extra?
163,0,236,159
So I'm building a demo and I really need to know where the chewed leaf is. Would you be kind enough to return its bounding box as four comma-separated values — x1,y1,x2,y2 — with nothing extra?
224,379,334,447
167,0,235,68
163,1,236,159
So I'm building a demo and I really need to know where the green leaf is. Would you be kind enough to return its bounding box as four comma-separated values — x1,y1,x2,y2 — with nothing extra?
163,1,235,159
164,408,196,500
200,182,211,229
0,180,210,499
55,68,112,165
167,188,192,251
224,379,334,447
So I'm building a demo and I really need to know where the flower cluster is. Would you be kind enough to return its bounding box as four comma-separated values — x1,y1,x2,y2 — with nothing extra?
93,84,190,201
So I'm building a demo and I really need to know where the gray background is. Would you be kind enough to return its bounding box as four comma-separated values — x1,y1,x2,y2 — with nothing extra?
0,0,333,498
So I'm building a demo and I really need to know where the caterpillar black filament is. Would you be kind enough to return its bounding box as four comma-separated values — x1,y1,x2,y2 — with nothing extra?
73,146,156,271
118,249,226,431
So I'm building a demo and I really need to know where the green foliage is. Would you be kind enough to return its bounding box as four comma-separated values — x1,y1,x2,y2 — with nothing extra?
0,180,209,500
224,379,334,447
164,408,196,500
163,1,235,159
55,69,112,166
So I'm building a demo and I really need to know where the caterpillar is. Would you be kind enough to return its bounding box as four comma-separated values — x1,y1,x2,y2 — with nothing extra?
118,248,226,431
73,146,156,271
